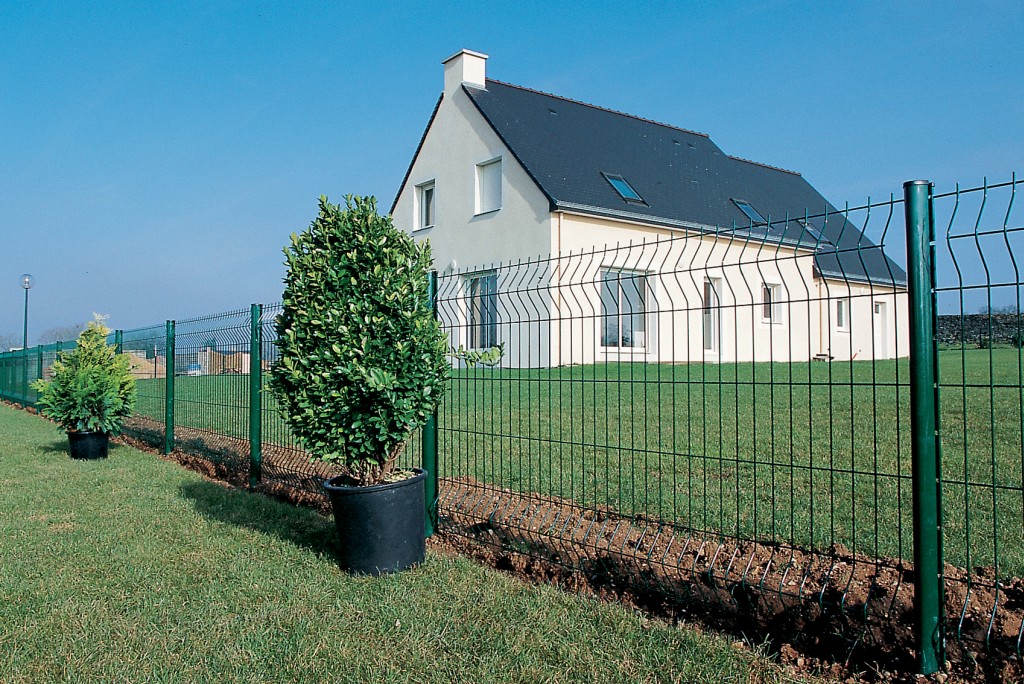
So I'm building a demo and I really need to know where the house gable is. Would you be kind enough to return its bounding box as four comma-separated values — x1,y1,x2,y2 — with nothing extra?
390,53,553,271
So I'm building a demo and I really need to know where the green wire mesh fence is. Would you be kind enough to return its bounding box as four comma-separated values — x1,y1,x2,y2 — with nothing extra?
933,176,1023,659
0,174,1021,675
433,190,920,666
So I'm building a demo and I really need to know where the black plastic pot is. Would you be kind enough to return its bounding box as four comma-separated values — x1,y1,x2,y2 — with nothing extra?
68,431,109,460
323,468,426,575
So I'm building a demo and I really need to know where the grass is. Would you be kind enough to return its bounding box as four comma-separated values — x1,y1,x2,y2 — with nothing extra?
0,404,814,683
128,347,1024,577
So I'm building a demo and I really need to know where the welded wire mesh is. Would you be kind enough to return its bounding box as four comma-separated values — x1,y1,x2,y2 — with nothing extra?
933,175,1024,657
433,197,920,654
120,324,168,448
171,309,253,473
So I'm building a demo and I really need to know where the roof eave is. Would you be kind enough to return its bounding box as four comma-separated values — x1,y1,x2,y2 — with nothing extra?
555,202,821,253
389,93,444,216
462,84,558,211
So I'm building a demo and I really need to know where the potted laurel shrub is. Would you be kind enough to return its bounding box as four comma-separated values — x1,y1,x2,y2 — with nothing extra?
271,195,449,575
32,316,136,459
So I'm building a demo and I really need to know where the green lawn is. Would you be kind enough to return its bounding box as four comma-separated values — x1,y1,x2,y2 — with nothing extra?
133,347,1024,577
0,405,810,684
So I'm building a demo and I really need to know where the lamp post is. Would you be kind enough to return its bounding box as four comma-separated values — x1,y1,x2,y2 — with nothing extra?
20,274,34,350
19,274,34,406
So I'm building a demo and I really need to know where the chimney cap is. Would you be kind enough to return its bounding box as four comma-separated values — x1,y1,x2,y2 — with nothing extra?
442,48,489,64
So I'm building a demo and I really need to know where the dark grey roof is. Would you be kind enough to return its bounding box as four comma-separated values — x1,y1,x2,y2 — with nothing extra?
463,79,906,287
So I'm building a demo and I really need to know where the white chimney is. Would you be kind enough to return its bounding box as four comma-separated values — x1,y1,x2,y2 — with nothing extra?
443,49,488,97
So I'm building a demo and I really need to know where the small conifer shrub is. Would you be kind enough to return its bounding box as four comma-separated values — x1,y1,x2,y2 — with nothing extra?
32,316,137,434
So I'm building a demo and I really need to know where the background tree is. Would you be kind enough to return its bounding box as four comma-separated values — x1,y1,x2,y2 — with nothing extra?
36,322,89,345
0,333,20,351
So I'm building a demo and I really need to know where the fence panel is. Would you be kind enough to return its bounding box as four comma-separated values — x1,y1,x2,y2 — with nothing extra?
121,324,168,448
933,176,1024,658
433,199,919,659
169,309,253,474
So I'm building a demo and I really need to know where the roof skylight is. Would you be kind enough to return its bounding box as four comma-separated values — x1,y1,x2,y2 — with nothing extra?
603,173,644,203
732,199,766,224
798,218,830,244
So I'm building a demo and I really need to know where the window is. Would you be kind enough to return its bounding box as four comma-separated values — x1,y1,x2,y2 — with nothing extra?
467,273,498,349
836,298,850,331
601,269,648,348
703,277,721,352
762,283,784,324
797,218,828,244
475,158,502,214
416,181,435,230
602,173,644,203
733,199,766,225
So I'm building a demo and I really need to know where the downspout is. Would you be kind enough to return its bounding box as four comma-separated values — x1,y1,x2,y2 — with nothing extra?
554,211,563,367
818,278,824,357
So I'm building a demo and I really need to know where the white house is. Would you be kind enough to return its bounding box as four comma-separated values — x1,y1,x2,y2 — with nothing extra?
391,50,908,368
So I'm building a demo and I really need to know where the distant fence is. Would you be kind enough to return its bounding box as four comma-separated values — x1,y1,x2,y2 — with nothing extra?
1,175,1021,677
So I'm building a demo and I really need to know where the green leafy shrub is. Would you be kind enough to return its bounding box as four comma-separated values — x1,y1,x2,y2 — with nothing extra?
32,316,137,434
270,196,450,486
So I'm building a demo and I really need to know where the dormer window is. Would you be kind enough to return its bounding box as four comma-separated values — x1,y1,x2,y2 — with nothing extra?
416,181,435,230
732,199,765,225
603,173,644,203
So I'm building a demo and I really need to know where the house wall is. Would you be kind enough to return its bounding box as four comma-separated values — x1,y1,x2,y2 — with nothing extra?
814,278,909,361
551,213,825,365
434,212,909,368
391,86,553,274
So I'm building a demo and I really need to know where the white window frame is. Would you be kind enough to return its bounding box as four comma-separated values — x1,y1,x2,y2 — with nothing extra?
599,268,653,352
836,297,850,332
475,157,502,215
761,282,785,325
415,181,435,231
465,271,498,350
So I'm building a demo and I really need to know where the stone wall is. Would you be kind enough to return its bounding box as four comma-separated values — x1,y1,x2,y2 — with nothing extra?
936,313,1023,347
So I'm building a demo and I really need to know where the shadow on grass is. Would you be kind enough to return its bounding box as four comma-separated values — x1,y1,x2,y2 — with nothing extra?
42,439,68,455
42,439,131,457
178,479,338,562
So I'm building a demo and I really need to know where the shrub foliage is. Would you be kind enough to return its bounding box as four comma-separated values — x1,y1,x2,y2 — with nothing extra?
271,196,449,486
32,316,137,434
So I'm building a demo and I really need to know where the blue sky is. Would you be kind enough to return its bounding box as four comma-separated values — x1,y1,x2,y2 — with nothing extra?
2,1,1022,340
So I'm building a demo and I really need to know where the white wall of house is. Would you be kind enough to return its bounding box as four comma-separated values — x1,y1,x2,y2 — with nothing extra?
815,279,909,361
392,51,552,276
433,213,909,369
551,213,827,365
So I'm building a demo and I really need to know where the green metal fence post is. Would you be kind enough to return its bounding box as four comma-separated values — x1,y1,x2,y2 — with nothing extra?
249,304,263,488
164,320,176,455
904,179,944,674
115,330,123,355
423,270,439,538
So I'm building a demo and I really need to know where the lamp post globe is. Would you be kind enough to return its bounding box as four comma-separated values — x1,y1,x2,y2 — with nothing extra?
20,273,33,350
